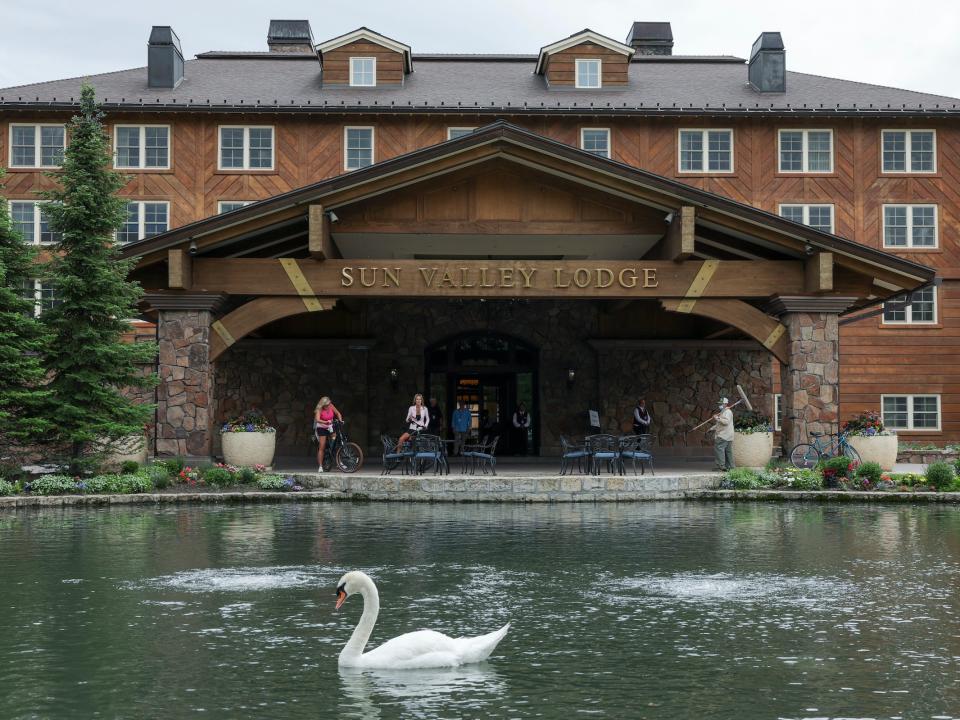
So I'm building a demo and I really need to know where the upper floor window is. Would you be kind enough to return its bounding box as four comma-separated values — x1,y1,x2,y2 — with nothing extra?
779,204,835,234
9,200,61,245
882,130,935,173
778,129,833,173
883,394,940,431
114,125,170,169
9,124,65,168
349,57,376,87
116,201,169,244
882,204,938,249
580,128,610,158
218,200,253,214
883,286,937,325
344,127,374,170
678,129,733,173
447,127,477,140
575,59,601,89
218,126,274,171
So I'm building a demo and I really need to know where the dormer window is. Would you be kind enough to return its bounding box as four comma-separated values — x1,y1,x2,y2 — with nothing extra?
350,57,376,87
575,59,601,89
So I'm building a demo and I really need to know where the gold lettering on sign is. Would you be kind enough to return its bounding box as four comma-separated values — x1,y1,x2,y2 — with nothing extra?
554,269,571,288
438,270,456,288
383,268,401,288
643,269,658,288
596,268,613,288
618,268,637,288
459,268,476,288
518,267,537,288
573,268,591,288
359,267,377,288
341,267,355,287
499,268,514,287
480,268,495,288
419,267,437,287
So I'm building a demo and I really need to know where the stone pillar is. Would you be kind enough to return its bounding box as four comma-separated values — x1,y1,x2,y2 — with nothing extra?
767,297,855,454
147,293,226,461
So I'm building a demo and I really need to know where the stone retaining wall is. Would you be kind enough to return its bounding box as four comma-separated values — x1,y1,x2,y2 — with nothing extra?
897,449,959,465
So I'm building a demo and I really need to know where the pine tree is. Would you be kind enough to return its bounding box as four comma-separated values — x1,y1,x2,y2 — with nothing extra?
0,169,52,453
40,84,156,463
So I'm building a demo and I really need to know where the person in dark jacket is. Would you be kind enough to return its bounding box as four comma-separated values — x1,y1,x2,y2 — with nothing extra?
632,398,652,435
427,397,444,437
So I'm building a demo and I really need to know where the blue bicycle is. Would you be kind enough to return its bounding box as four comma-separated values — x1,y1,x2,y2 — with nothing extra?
789,427,862,469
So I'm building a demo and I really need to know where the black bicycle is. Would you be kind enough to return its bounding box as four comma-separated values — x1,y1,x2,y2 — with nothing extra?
316,419,364,473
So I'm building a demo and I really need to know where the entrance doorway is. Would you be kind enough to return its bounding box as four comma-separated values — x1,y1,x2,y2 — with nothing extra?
425,333,539,456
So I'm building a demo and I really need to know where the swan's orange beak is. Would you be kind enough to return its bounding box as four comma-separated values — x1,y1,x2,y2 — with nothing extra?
336,589,347,610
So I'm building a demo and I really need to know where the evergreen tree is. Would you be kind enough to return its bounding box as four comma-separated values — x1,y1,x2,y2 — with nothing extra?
0,169,52,451
40,84,156,463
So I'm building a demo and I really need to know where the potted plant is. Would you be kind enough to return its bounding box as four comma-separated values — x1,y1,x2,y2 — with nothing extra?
733,410,773,468
842,411,897,470
220,410,277,468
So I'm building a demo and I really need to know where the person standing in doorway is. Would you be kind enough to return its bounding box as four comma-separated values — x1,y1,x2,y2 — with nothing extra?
711,396,735,471
427,397,444,437
512,402,531,456
632,398,652,435
452,401,472,456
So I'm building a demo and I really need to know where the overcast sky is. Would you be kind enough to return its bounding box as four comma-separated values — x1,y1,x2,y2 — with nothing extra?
3,0,960,98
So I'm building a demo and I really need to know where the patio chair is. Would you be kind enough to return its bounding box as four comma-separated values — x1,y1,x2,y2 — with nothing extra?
413,434,447,475
380,434,412,475
587,434,621,475
559,435,590,475
463,436,498,475
619,434,655,476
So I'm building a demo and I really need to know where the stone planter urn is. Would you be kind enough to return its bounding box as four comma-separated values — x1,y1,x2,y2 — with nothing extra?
846,434,898,470
221,431,276,468
733,431,774,468
106,435,148,468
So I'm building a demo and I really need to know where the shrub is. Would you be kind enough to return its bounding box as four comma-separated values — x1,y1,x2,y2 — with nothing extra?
724,467,763,490
0,462,27,484
143,464,172,489
734,410,771,434
855,462,884,486
120,460,141,474
820,455,858,488
777,467,823,490
29,475,80,495
202,466,237,488
237,466,257,485
256,474,296,491
158,456,186,475
116,474,151,493
926,461,956,492
0,479,16,496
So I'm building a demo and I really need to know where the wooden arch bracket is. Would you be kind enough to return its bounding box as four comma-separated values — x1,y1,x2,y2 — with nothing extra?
660,298,788,363
210,296,339,362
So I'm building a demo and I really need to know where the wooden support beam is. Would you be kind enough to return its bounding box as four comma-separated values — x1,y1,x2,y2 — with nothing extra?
805,251,834,293
647,206,695,261
308,204,339,260
168,249,192,290
661,298,788,363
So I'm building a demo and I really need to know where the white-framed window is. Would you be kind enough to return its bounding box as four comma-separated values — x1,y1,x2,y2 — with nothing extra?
9,123,66,168
20,279,60,317
881,130,936,173
882,394,940,431
218,126,274,171
882,204,938,249
9,200,61,245
344,126,374,170
779,204,835,234
349,57,376,87
116,201,169,244
575,59,601,89
778,129,833,173
774,393,783,431
447,127,477,140
217,200,253,214
882,286,937,325
114,125,170,169
678,129,733,173
580,128,611,158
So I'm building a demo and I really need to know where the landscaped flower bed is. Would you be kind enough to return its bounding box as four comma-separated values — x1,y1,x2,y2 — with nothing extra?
842,411,897,470
722,458,960,493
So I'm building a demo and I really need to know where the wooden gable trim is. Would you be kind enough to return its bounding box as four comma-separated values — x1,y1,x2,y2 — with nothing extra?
316,28,412,72
535,30,635,74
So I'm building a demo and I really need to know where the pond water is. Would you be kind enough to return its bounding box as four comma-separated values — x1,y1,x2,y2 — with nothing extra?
1,502,959,719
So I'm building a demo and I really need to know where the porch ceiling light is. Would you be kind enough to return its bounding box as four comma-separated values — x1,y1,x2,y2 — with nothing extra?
567,367,576,386
389,368,399,387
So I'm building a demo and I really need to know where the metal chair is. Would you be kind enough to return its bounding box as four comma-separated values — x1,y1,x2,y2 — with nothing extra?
559,435,589,475
619,434,655,476
380,434,412,475
463,436,498,475
413,434,447,475
587,434,621,475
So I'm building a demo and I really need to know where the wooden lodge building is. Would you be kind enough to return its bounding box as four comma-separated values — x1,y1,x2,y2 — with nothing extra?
0,19,953,460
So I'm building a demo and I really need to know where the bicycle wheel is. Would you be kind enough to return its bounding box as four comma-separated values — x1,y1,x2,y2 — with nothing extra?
789,443,821,469
840,444,862,465
337,442,364,473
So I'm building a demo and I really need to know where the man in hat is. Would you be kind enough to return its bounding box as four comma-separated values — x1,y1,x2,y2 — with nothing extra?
712,396,735,471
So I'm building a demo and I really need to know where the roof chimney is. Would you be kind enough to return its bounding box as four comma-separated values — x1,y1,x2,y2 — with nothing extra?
626,22,673,56
147,26,184,89
267,19,315,54
748,32,786,93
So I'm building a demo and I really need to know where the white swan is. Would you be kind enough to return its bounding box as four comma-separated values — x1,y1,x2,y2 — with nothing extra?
335,570,510,669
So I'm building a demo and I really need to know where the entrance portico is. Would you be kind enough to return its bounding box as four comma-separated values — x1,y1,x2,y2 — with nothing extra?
125,122,934,461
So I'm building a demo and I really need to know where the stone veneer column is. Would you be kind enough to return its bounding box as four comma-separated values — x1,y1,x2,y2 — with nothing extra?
147,293,226,461
767,297,855,454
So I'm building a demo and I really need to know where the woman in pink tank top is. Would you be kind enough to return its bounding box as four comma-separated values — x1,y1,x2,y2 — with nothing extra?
314,396,343,473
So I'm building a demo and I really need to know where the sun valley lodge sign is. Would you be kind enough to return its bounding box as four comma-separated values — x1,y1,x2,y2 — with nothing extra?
340,264,661,290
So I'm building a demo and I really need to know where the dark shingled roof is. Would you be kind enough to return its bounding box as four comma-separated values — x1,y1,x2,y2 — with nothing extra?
2,54,958,115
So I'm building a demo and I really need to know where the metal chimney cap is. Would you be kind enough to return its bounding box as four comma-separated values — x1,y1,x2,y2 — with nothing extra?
148,26,182,53
626,21,673,44
751,32,784,59
267,19,314,45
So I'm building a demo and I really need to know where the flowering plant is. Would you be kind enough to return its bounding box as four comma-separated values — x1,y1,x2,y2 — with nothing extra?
734,410,772,435
842,411,893,437
221,409,275,433
178,466,202,486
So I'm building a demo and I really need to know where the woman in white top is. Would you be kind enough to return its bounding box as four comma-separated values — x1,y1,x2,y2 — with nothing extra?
395,393,430,451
